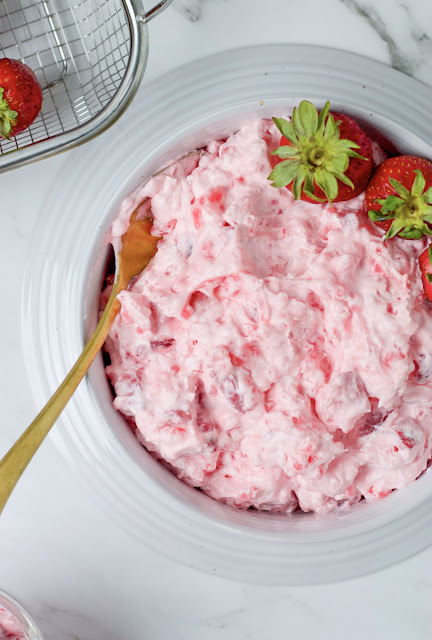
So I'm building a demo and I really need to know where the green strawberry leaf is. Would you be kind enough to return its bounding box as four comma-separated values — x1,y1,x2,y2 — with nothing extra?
335,140,361,152
399,228,424,239
386,217,408,239
428,245,432,266
331,152,350,173
272,118,299,146
412,169,426,197
323,114,337,140
380,195,404,213
298,101,318,137
417,221,432,236
304,172,315,195
399,222,432,239
423,187,432,204
292,166,307,199
368,209,388,222
268,160,300,188
0,86,18,140
291,107,304,136
346,150,367,160
270,145,301,158
332,120,341,141
427,273,432,283
304,189,326,202
331,169,354,189
315,170,338,202
389,178,410,198
316,101,330,136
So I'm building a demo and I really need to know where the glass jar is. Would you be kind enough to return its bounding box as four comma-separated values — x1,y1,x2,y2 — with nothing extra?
0,591,43,640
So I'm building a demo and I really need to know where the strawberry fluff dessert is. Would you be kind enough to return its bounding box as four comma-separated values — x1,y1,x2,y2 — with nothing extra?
0,606,25,640
103,101,432,513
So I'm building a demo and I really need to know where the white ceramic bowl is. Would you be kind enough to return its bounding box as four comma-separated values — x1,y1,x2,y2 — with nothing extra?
22,45,432,585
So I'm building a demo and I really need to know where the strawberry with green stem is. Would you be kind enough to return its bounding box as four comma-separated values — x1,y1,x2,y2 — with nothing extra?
365,156,432,240
268,100,373,203
0,58,42,139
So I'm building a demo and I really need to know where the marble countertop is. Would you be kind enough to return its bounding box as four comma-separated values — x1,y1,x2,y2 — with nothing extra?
1,0,432,638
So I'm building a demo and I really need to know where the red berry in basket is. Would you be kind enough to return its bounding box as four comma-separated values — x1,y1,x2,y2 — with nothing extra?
0,58,43,139
268,100,373,203
365,156,432,240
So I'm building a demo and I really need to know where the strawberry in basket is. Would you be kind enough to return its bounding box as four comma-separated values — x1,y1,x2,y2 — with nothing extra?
0,58,43,139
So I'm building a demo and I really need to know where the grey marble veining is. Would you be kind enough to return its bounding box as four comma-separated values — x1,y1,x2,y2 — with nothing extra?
173,0,208,21
339,0,432,84
339,0,414,74
173,0,432,87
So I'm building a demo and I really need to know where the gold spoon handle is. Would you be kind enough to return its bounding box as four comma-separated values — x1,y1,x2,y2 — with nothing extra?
0,280,121,515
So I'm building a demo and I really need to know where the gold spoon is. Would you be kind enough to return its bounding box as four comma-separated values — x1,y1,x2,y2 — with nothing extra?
0,210,160,515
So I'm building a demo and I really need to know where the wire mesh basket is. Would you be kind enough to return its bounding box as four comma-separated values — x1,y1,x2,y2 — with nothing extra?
0,0,173,173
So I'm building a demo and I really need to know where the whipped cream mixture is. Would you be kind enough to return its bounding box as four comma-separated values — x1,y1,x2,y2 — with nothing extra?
104,119,432,513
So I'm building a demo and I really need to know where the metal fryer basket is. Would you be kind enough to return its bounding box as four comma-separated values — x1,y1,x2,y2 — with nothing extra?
0,0,173,173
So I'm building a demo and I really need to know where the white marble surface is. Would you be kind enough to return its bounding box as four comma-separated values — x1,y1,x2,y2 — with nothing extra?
1,0,432,638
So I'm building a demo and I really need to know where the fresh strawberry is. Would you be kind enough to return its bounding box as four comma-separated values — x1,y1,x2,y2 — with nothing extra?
419,245,432,302
268,100,373,203
0,58,42,139
365,156,432,239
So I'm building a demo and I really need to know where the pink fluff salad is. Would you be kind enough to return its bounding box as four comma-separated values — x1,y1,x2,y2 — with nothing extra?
0,607,25,640
104,118,432,514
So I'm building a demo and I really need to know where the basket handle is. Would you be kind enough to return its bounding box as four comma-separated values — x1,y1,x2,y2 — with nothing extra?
135,0,175,22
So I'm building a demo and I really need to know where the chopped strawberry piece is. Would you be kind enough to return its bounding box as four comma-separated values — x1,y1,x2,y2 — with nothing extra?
242,342,259,356
358,409,388,437
413,353,432,383
378,490,392,499
229,351,244,367
396,430,416,449
207,188,223,203
189,290,209,311
181,307,192,319
150,338,175,348
192,207,202,229
263,387,275,413
221,374,244,413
